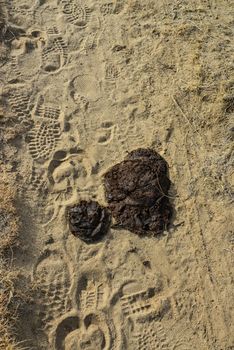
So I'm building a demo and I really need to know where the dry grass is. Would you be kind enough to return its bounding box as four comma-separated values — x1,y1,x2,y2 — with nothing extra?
0,262,22,350
0,2,27,347
0,166,24,341
0,183,19,252
0,173,25,350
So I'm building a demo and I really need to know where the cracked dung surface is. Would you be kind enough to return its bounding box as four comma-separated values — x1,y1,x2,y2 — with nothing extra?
103,148,172,236
67,200,111,243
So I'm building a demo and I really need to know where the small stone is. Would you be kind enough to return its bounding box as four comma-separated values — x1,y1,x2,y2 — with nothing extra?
45,236,54,245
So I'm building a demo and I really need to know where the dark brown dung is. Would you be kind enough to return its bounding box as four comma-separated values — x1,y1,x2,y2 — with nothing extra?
68,200,111,243
103,148,172,236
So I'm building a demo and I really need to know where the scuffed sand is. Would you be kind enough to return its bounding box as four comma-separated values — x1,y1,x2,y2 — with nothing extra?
0,0,233,349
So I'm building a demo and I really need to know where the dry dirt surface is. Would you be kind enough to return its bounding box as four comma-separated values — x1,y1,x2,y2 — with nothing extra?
0,0,233,349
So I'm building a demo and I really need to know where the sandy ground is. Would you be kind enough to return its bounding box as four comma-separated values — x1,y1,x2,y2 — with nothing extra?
0,0,234,349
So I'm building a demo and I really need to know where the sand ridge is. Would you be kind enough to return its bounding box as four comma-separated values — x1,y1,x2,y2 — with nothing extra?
0,0,233,349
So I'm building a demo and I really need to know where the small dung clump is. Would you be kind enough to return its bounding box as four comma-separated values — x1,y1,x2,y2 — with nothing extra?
103,148,172,236
67,200,111,243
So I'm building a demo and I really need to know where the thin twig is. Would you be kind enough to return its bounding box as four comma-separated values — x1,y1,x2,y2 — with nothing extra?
171,95,195,130
156,173,178,199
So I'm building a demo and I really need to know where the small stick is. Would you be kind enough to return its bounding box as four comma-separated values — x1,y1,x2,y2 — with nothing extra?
171,95,195,131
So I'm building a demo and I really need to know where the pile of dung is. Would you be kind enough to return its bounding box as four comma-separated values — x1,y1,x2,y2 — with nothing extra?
67,200,111,243
67,149,173,242
103,148,172,236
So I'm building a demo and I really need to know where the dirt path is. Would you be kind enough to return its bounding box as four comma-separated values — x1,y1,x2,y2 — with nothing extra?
1,0,233,349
